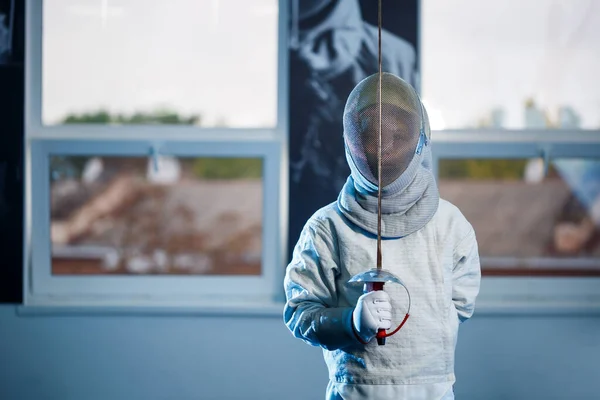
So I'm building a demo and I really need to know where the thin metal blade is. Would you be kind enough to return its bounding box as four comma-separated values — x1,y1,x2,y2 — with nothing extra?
376,0,382,270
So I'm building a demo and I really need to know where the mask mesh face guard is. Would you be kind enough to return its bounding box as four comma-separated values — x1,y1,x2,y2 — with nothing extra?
343,72,423,188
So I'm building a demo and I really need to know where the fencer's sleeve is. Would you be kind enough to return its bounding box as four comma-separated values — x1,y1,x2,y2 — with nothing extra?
283,220,360,350
452,227,481,323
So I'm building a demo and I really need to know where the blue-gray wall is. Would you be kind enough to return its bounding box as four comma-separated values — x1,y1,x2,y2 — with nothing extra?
1,306,599,400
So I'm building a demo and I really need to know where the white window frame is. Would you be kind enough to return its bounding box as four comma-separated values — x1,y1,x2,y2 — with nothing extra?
23,0,289,307
432,130,600,309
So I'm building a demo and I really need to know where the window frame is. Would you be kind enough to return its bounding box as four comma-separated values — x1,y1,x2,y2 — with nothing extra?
25,0,600,310
23,0,289,306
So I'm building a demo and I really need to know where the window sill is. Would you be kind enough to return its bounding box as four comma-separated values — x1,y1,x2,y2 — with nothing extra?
16,300,600,318
474,301,600,316
16,301,285,318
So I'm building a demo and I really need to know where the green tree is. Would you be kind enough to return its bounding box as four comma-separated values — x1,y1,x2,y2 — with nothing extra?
62,109,201,125
192,158,262,179
439,159,528,180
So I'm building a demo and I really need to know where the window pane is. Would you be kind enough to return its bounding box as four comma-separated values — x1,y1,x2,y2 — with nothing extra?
43,0,278,127
50,156,263,275
422,0,600,130
439,158,600,274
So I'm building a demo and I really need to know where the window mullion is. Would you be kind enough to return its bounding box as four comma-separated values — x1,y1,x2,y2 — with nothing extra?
28,125,281,142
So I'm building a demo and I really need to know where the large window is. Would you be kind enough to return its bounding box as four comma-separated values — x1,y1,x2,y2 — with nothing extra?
25,0,287,306
27,0,600,307
422,0,600,289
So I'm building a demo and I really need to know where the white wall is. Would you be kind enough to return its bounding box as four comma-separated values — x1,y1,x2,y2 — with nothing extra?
0,306,599,400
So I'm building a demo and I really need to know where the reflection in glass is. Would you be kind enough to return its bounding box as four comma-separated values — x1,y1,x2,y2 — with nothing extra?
439,159,600,273
50,156,263,275
422,0,600,130
43,0,278,128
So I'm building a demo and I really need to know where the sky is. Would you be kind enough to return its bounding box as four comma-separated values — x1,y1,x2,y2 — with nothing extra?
421,0,600,129
43,0,278,127
43,0,600,129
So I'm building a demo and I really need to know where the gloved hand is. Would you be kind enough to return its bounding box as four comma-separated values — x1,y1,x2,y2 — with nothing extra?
352,290,392,343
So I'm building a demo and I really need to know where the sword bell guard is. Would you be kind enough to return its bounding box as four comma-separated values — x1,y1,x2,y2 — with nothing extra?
348,268,404,285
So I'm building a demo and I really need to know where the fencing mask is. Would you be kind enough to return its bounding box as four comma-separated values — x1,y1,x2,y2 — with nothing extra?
343,72,428,189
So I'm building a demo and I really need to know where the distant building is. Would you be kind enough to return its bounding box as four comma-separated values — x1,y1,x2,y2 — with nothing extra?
558,106,581,128
490,108,505,128
524,99,547,128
